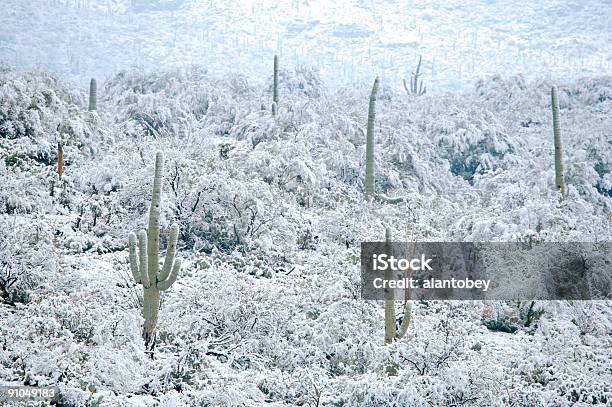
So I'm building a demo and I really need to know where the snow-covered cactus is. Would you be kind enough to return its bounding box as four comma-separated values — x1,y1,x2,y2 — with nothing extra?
383,228,413,345
89,78,97,111
551,86,565,199
128,152,181,351
273,54,279,107
365,76,379,199
403,55,426,96
384,227,396,344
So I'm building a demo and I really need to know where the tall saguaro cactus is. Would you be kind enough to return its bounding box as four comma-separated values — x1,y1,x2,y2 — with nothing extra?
128,152,181,352
551,86,565,199
365,76,379,199
272,55,279,115
89,78,97,111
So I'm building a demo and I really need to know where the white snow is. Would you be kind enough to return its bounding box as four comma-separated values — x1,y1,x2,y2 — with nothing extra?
0,0,610,92
0,1,610,405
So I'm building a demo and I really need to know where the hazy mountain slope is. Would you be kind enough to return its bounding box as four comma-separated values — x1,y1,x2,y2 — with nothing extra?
1,0,610,91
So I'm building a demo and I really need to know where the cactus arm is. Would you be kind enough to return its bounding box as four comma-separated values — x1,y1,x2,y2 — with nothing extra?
271,102,277,117
138,230,150,288
157,258,181,291
365,76,379,199
147,152,164,284
396,240,414,340
403,79,409,93
551,86,565,199
384,227,396,344
397,301,412,339
128,232,141,283
159,223,179,282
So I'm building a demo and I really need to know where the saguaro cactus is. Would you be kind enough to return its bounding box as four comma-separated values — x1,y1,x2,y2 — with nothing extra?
383,228,413,345
273,54,279,107
403,55,426,96
128,152,181,351
551,86,565,199
384,227,396,344
365,76,379,199
397,239,413,339
89,78,97,111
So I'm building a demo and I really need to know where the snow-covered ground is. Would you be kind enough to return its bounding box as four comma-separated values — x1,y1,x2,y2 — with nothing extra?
0,1,611,406
0,65,610,405
1,0,610,91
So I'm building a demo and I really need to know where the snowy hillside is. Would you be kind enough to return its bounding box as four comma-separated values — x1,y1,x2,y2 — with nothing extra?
0,0,611,405
0,64,610,405
1,0,611,91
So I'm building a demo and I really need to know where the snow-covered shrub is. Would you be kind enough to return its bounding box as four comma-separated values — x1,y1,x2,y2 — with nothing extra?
423,91,522,183
540,244,611,300
177,173,287,252
257,368,327,406
51,389,104,407
566,76,612,105
243,139,321,196
482,301,544,333
568,133,612,199
0,215,56,305
104,67,257,138
556,381,610,405
568,302,610,336
270,64,324,99
395,310,467,376
0,160,51,215
0,71,62,140
0,69,91,143
0,70,98,219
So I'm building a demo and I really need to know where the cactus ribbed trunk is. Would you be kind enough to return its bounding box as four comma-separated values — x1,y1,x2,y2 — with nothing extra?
384,227,396,345
128,152,182,354
551,86,565,199
365,77,379,199
147,153,163,285
273,55,279,106
143,152,163,349
396,240,414,340
142,287,161,347
88,78,97,111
